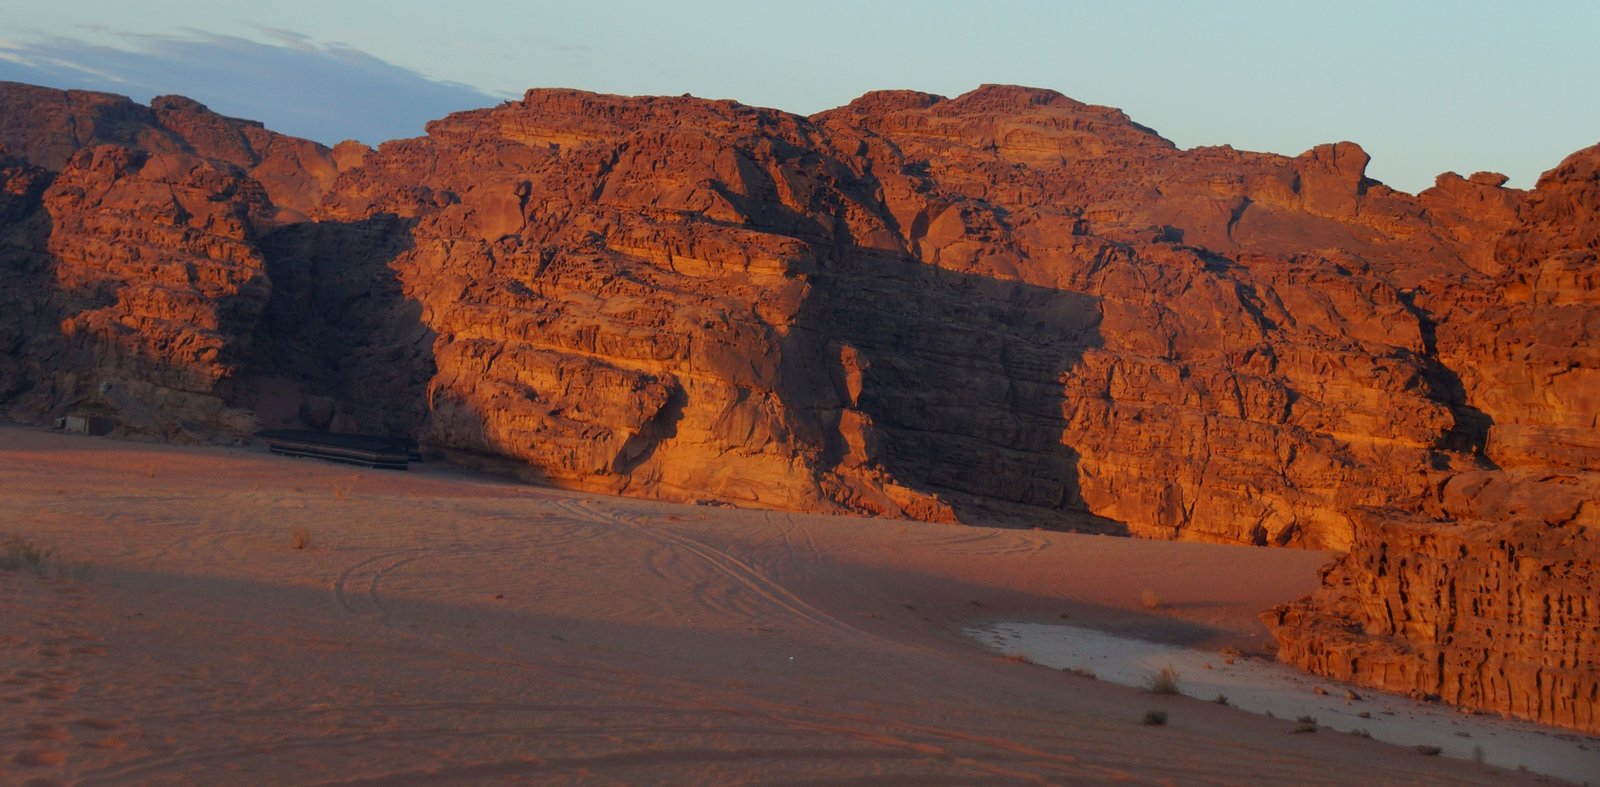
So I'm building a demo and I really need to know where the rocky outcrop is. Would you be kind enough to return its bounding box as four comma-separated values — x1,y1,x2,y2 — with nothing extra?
3,79,1595,729
0,148,54,404
36,143,275,440
0,82,336,440
1434,146,1600,471
299,89,964,518
811,88,1487,546
1266,146,1600,732
0,82,339,221
1265,473,1599,733
1,80,1592,541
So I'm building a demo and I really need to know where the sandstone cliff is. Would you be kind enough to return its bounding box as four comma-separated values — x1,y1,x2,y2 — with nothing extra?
0,82,339,440
1,80,1596,728
2,80,1592,543
1266,145,1600,733
1266,471,1599,733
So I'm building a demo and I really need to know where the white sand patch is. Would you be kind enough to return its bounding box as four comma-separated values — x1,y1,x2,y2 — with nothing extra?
967,622,1600,784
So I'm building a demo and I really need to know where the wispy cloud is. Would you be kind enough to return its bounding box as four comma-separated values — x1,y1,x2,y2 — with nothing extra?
0,31,502,146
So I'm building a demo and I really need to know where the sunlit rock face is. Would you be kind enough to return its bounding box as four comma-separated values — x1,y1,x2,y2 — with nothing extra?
6,83,1593,537
1266,146,1600,734
4,79,1596,729
1266,472,1600,734
2,81,1595,541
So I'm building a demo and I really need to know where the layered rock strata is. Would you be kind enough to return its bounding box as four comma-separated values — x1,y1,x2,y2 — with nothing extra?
0,84,339,439
1266,146,1600,733
3,78,1596,729
1,81,1593,542
1266,472,1599,733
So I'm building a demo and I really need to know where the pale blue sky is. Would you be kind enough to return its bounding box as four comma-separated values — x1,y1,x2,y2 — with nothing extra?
3,1,1596,193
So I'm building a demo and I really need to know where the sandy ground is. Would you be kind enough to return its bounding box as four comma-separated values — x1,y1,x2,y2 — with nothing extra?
968,623,1599,782
0,426,1555,785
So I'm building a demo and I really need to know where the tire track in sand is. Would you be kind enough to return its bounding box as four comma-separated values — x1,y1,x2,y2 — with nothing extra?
559,498,907,652
332,551,423,625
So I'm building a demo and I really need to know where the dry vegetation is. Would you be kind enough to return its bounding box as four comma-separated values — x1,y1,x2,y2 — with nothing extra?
0,536,84,579
1145,666,1180,695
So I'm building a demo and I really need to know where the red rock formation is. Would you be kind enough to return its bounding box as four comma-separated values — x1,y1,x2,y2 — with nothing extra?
1436,146,1600,471
1,80,1589,540
0,82,339,221
811,87,1494,546
26,143,274,439
0,148,54,404
1265,473,1599,733
0,82,336,439
296,89,960,518
1266,145,1600,732
3,80,1595,729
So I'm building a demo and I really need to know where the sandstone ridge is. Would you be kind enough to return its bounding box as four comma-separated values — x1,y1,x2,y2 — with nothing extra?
0,80,1595,730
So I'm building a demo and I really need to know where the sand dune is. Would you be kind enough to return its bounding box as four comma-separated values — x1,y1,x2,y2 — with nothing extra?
0,426,1552,784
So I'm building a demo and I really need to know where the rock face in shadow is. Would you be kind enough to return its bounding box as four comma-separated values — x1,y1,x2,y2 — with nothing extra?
0,82,340,440
0,148,55,406
810,87,1488,547
2,79,1595,729
35,143,272,440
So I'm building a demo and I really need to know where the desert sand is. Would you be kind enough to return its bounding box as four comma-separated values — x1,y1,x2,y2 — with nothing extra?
0,426,1555,785
968,623,1599,782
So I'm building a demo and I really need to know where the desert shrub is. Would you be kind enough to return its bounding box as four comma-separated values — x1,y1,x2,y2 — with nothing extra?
1415,745,1442,756
1145,666,1180,695
1141,709,1167,726
1292,715,1318,733
0,537,53,572
0,537,84,579
1140,589,1162,609
290,527,311,550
